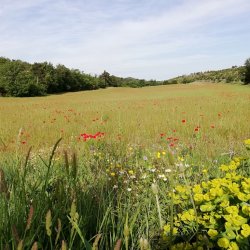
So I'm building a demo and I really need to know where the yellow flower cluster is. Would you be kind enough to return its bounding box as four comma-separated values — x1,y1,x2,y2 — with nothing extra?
245,139,250,150
163,157,250,249
244,139,250,146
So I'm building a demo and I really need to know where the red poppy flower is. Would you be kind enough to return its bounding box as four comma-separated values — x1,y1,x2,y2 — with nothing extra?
182,119,186,123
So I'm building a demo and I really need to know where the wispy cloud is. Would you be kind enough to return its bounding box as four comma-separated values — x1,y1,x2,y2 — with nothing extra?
1,0,250,79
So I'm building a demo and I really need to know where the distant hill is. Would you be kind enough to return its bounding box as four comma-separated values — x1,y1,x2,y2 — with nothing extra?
165,66,246,84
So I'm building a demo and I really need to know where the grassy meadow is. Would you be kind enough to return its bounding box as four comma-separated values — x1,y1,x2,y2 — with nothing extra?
0,83,250,249
1,83,250,158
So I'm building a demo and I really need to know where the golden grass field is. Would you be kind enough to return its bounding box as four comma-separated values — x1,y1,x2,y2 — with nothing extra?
0,83,249,161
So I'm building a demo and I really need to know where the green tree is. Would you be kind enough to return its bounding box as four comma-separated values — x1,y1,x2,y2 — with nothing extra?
99,70,111,88
244,58,250,84
31,62,55,92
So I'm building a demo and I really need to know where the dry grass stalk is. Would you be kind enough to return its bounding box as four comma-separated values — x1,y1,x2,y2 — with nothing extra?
17,240,23,250
92,234,102,250
11,225,20,243
0,168,9,199
25,205,34,231
114,239,122,250
61,240,67,250
31,242,38,250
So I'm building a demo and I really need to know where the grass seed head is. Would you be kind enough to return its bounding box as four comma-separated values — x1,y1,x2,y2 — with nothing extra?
45,210,52,237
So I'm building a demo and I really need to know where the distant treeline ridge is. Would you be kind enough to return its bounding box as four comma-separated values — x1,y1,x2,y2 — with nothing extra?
0,56,249,97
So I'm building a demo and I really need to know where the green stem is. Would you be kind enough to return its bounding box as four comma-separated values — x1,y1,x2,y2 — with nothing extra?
169,169,174,247
155,193,163,229
182,172,198,231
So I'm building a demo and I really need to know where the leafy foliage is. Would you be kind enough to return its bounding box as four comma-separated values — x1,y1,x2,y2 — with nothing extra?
168,66,246,85
162,156,250,250
243,58,250,84
0,57,163,97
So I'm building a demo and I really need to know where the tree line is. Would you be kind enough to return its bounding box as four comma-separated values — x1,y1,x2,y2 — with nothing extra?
0,56,249,97
0,57,163,97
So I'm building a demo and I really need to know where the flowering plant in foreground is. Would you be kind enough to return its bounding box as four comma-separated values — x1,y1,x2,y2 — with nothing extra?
162,155,250,250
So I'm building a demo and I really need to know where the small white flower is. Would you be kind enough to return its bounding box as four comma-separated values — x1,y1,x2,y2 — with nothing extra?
127,187,132,192
165,169,172,173
158,174,165,179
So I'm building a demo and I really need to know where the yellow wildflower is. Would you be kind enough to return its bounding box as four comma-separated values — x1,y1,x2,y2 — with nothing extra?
178,156,184,162
225,206,239,215
227,182,240,194
163,224,178,235
175,185,187,193
225,222,232,231
220,164,229,171
209,187,223,198
200,203,215,212
220,199,230,208
128,170,134,175
194,193,204,203
232,215,247,227
228,242,239,250
201,181,209,189
207,229,218,238
242,204,250,216
203,193,211,201
202,169,208,174
244,139,250,145
241,224,250,238
217,238,230,248
237,192,247,201
193,184,203,194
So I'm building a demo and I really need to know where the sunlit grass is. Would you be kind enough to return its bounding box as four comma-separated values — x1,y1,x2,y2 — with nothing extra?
0,83,250,249
0,83,249,162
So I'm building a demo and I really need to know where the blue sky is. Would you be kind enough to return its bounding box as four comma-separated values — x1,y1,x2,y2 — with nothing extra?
1,0,250,80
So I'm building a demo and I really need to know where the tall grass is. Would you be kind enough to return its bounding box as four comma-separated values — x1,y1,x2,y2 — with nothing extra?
0,83,249,249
